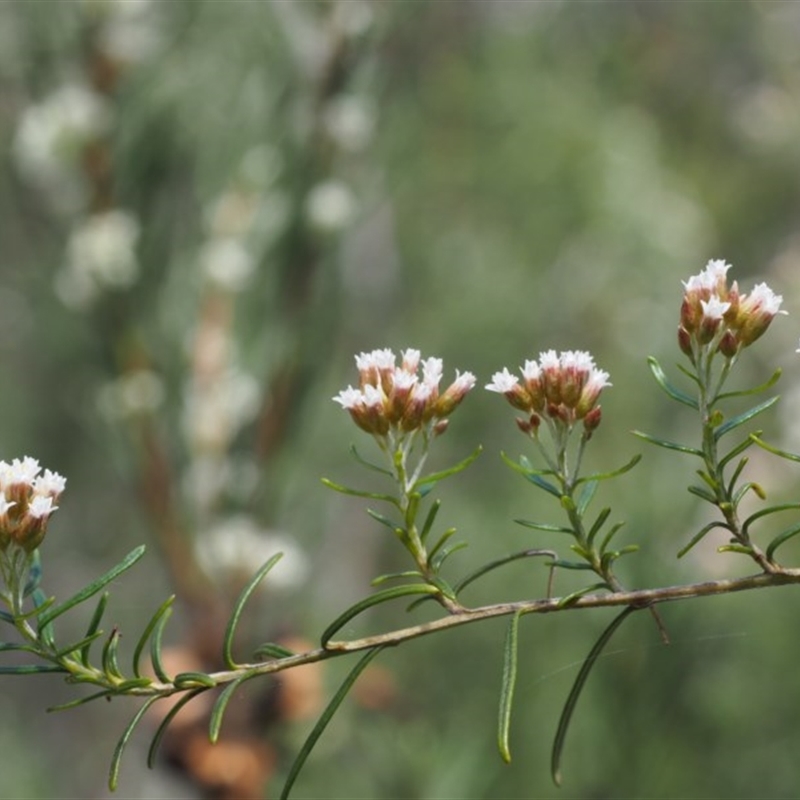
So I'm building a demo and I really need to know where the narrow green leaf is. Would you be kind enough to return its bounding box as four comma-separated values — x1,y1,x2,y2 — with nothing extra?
0,608,13,624
586,508,612,548
675,362,702,387
428,527,457,562
717,368,781,400
718,543,754,555
150,605,173,684
732,482,766,507
556,583,609,608
53,631,105,661
0,664,65,675
39,546,146,629
598,521,626,554
419,499,441,544
549,560,594,572
498,611,522,764
174,671,217,689
348,444,393,476
102,629,124,680
743,503,800,536
253,643,296,660
514,519,574,535
32,588,55,648
132,595,176,679
631,430,703,457
115,677,153,691
687,485,718,504
223,553,284,670
412,445,482,493
501,452,561,497
646,356,699,409
575,454,642,485
766,523,800,561
321,585,440,647
81,592,109,667
714,396,779,441
209,670,259,743
280,647,385,800
454,549,558,595
727,457,749,496
147,688,205,768
552,607,637,786
0,642,39,654
48,688,115,711
430,541,468,572
750,435,800,463
577,481,598,516
600,545,639,570
320,478,399,506
108,696,161,791
677,521,731,558
23,549,42,597
366,508,400,532
371,570,422,587
719,435,757,470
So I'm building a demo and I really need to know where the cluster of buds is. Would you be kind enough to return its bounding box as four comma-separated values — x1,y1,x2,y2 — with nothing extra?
333,348,476,438
679,259,786,360
486,350,611,437
0,457,66,553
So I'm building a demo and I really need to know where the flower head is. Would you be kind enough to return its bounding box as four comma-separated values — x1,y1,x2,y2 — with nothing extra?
0,457,65,552
488,350,610,435
334,348,475,439
679,259,786,358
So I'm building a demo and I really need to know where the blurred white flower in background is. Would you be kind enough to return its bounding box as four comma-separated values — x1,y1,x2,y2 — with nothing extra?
183,368,261,452
96,370,165,420
323,94,376,153
12,83,112,212
200,238,255,292
90,0,164,64
305,179,357,233
56,210,141,309
195,514,309,590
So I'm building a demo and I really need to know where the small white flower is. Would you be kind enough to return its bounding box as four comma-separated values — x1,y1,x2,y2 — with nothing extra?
538,350,560,371
521,360,541,382
33,469,67,498
27,494,56,519
452,370,476,392
400,348,421,373
700,295,731,320
305,180,356,232
332,386,364,409
201,237,254,292
362,384,384,408
421,357,443,388
743,282,786,316
392,369,417,391
485,368,519,393
6,456,41,487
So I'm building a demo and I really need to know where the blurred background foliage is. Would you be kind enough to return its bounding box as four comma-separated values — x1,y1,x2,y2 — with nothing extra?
2,1,800,798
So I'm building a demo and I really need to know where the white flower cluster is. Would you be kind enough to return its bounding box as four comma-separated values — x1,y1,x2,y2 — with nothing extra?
333,348,476,437
680,259,786,356
0,457,66,552
487,350,611,435
56,210,141,309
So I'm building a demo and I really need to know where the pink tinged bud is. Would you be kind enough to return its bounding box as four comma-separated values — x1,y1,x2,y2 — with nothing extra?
583,405,603,436
678,325,694,359
434,370,476,417
432,419,449,437
717,329,740,359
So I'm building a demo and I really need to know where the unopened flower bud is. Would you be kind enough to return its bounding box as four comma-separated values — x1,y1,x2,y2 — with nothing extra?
717,329,739,359
583,405,602,436
434,370,476,417
678,325,694,359
432,419,449,437
732,282,786,347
